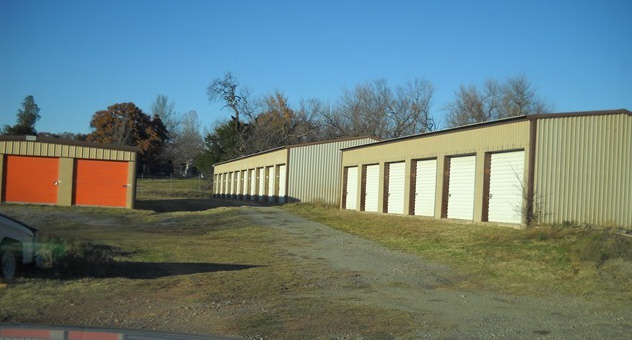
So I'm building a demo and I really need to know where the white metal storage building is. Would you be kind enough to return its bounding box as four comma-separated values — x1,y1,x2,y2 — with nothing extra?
340,109,632,228
213,137,378,205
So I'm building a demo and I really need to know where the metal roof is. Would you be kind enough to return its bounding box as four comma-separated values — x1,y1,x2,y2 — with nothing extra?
341,109,631,151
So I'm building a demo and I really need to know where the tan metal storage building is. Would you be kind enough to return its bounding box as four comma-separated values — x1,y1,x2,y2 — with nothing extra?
213,137,378,205
0,136,137,209
340,109,632,228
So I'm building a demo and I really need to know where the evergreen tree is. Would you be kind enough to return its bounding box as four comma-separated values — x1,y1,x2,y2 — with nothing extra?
3,95,41,135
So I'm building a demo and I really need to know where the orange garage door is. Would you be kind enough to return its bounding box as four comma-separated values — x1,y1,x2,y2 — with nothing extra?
73,159,129,207
3,155,59,204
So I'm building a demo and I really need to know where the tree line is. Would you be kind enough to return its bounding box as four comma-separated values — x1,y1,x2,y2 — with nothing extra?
2,74,552,177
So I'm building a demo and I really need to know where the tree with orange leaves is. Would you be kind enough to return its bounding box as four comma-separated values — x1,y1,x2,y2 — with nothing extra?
87,102,167,173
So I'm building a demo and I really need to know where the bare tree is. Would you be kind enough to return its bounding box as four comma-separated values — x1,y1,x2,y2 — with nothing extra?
207,73,254,154
445,75,552,127
501,75,551,117
170,110,204,176
151,94,179,135
319,78,435,139
245,92,318,153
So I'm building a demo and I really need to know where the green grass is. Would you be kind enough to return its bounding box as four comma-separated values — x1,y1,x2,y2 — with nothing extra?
283,203,632,301
136,177,210,199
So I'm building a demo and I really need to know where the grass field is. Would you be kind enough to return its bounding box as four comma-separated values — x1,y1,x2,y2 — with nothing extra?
1,178,630,339
284,203,632,301
136,176,210,199
0,181,412,339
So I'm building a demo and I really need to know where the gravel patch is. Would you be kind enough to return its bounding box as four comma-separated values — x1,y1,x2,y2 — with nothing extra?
242,206,632,340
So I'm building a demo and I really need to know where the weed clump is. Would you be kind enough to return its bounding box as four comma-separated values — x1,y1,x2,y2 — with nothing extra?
573,231,632,265
37,234,116,278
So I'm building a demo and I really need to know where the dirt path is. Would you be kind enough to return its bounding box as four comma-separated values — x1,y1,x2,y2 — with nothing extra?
241,206,632,340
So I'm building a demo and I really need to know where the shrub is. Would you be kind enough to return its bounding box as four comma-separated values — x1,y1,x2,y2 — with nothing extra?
573,231,632,265
37,234,115,277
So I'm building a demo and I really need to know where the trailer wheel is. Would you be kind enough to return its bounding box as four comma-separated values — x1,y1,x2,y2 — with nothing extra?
1,244,17,280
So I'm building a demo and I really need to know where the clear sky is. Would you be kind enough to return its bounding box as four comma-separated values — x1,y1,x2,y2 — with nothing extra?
1,0,630,134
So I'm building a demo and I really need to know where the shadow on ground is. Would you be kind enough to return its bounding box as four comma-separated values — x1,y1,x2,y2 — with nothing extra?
23,261,263,280
135,198,266,213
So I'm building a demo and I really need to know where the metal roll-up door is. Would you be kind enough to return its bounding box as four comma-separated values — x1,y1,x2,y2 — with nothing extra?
447,155,476,220
414,159,437,216
74,159,128,207
246,169,254,200
267,166,276,202
488,151,525,224
258,168,265,201
387,162,405,214
3,155,59,205
221,173,227,198
345,167,358,210
278,165,287,203
233,172,239,199
228,172,235,198
235,171,243,198
364,164,379,212
250,169,257,201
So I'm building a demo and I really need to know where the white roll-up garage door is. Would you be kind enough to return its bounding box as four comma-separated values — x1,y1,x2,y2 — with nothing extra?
387,162,405,214
414,159,437,216
228,172,234,198
278,164,287,203
488,151,525,224
258,168,265,201
364,164,379,212
267,166,276,202
249,169,256,200
345,167,358,210
236,171,242,198
447,155,476,220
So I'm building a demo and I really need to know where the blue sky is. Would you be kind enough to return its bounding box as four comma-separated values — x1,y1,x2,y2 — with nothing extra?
1,0,630,134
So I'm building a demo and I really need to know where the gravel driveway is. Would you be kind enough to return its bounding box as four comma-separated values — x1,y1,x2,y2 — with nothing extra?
242,206,631,340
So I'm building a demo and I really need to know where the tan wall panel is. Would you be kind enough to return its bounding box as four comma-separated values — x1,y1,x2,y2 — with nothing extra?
214,149,288,174
535,114,632,227
127,160,137,209
57,158,74,207
342,121,530,222
343,122,529,166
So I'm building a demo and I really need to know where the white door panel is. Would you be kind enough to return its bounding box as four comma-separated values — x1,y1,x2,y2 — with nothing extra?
267,166,276,202
258,168,265,201
345,167,358,210
414,159,437,216
447,155,476,220
278,165,287,203
488,151,524,224
249,170,256,200
364,165,380,212
387,162,405,214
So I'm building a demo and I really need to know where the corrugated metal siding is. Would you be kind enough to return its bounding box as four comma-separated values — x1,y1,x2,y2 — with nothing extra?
288,138,376,204
535,114,632,227
0,141,135,161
